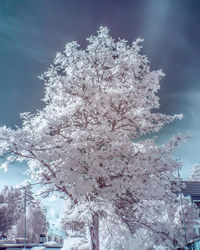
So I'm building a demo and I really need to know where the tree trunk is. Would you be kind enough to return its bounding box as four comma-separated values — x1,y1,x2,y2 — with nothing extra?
89,212,99,250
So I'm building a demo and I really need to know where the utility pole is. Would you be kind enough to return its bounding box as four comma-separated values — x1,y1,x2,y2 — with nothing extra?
23,187,27,249
19,181,46,247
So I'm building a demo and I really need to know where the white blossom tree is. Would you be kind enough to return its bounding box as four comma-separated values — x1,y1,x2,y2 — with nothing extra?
13,199,49,243
190,164,200,181
0,186,23,238
61,201,87,237
0,27,197,249
61,193,198,249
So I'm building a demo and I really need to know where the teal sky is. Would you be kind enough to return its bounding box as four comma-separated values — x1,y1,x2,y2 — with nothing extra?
0,0,200,227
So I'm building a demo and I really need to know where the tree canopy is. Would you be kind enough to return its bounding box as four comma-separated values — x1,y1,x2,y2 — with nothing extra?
0,27,197,249
0,186,23,237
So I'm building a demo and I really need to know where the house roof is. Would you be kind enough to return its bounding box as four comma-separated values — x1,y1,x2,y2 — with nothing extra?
182,181,200,196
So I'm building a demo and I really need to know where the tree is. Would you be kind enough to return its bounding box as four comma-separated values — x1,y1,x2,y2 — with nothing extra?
190,164,200,181
14,199,49,243
0,186,23,238
61,201,87,237
61,192,198,249
0,27,197,249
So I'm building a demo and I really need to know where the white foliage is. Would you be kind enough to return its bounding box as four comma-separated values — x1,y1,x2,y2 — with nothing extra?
62,237,90,250
13,199,49,243
190,164,200,181
0,27,196,248
0,186,23,237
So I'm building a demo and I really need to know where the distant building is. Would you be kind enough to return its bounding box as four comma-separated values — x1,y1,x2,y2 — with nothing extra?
182,181,200,235
182,181,200,204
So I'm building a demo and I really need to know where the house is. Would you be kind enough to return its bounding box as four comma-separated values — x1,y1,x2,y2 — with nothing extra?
182,181,200,206
182,181,200,236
